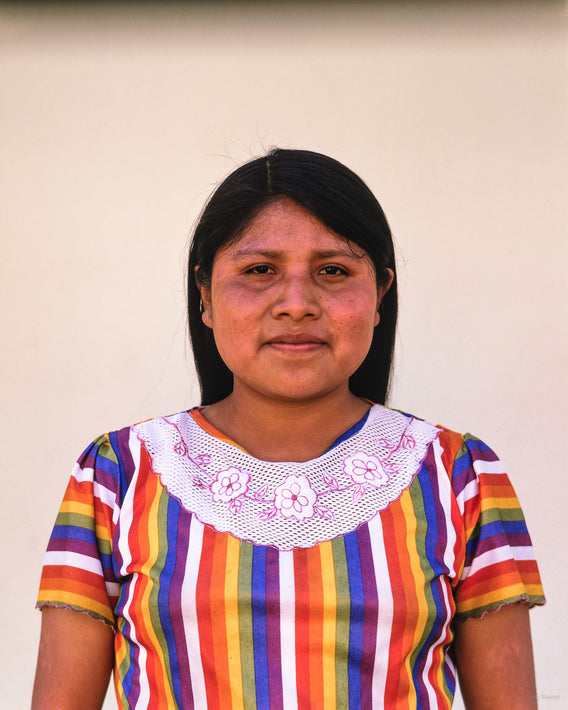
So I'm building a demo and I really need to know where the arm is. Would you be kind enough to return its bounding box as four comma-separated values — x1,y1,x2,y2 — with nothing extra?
31,606,114,710
453,603,538,710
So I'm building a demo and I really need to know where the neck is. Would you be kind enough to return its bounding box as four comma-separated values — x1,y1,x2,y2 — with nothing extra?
200,386,372,462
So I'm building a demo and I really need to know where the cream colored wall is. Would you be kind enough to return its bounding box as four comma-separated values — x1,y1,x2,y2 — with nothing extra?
1,2,566,707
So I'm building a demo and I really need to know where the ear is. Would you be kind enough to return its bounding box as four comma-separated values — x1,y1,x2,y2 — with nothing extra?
194,266,213,329
374,268,394,327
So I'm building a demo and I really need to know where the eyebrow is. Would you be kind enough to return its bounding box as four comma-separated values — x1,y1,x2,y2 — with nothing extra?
231,247,364,260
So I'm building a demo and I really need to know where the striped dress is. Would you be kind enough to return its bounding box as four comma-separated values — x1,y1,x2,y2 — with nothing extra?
37,405,544,709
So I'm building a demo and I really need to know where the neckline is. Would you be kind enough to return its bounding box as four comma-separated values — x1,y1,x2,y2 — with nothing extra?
188,405,373,463
133,405,441,548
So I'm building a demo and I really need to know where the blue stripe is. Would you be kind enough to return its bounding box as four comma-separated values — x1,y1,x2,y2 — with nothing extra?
344,531,364,709
252,546,270,710
159,497,183,708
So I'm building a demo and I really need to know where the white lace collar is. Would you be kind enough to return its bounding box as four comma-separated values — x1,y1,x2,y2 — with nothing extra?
133,405,440,550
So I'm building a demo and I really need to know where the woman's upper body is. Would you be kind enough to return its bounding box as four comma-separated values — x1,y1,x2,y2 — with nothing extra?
33,149,544,709
35,404,544,709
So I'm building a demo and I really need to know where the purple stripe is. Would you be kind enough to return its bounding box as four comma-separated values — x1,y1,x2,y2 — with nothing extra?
170,507,194,708
357,523,378,708
265,547,284,710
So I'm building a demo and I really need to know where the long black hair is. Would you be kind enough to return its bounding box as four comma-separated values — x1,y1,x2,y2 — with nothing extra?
187,148,397,405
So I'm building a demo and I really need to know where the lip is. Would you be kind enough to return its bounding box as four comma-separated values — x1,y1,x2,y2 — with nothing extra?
265,332,327,352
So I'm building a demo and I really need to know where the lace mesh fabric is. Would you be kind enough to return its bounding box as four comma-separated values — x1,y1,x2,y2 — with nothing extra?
134,405,440,550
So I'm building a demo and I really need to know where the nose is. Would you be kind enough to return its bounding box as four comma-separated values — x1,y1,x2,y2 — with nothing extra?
271,272,322,320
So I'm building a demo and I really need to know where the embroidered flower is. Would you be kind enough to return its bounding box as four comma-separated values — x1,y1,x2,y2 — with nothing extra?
210,467,249,503
343,452,390,489
273,474,317,521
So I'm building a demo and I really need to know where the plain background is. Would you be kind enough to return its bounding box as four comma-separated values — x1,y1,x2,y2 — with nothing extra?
1,2,566,707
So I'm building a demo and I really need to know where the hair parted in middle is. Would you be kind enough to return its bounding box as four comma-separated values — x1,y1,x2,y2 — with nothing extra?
187,148,397,406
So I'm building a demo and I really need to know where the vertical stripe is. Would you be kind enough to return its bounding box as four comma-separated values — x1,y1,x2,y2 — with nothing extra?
407,474,441,710
357,524,378,709
265,547,284,710
331,537,350,709
238,542,256,710
183,519,206,709
319,541,337,710
381,501,411,710
344,531,364,709
169,507,193,709
128,457,164,708
196,525,220,709
210,532,231,705
367,514,393,708
252,547,270,710
293,549,311,710
225,534,244,710
398,490,426,710
279,550,298,710
306,546,324,707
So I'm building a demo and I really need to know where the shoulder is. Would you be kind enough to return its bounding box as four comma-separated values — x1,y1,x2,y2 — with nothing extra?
76,409,197,488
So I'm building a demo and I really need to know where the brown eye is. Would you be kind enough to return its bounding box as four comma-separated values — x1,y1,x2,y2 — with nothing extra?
320,265,348,276
246,265,273,275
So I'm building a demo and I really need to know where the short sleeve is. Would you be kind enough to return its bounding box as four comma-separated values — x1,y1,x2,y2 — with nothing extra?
451,433,545,620
37,433,122,627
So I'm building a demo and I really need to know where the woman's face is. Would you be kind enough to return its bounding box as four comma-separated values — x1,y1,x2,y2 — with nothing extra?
198,197,392,406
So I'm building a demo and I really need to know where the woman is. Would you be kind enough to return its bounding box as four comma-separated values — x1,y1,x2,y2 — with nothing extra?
33,149,544,709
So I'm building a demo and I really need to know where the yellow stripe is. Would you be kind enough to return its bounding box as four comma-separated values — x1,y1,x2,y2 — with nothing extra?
480,496,520,512
401,492,428,709
320,541,337,710
60,500,94,516
38,589,114,624
458,583,528,612
139,488,176,706
225,535,245,710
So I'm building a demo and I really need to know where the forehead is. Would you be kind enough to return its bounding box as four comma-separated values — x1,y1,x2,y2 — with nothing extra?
219,197,367,259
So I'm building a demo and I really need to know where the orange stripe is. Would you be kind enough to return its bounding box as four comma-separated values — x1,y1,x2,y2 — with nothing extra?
383,495,414,710
210,533,231,705
136,456,172,707
306,546,324,707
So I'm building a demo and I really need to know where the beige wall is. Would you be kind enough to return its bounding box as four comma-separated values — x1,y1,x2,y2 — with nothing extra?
1,2,566,707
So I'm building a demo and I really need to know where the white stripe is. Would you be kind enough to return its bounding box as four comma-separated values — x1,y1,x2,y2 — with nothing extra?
279,550,298,710
455,478,478,511
183,519,207,707
432,439,458,576
121,563,150,706
472,459,506,476
115,451,136,576
43,550,103,575
367,514,393,706
105,581,121,599
463,545,534,579
422,574,454,706
93,479,117,509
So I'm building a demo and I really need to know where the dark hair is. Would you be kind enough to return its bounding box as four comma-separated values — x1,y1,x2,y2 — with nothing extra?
187,148,397,405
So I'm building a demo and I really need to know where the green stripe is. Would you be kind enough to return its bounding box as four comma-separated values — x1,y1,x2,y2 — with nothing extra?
148,490,177,707
407,479,438,679
238,541,257,710
332,536,350,707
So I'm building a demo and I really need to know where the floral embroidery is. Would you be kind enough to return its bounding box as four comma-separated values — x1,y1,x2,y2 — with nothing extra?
273,474,317,521
134,407,441,548
210,467,250,503
166,413,425,523
343,452,390,488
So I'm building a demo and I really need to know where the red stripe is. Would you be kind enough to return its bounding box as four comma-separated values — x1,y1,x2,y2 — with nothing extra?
196,525,221,710
294,548,311,709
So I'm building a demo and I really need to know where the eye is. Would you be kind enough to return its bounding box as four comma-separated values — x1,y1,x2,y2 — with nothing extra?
319,265,348,276
245,264,274,275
